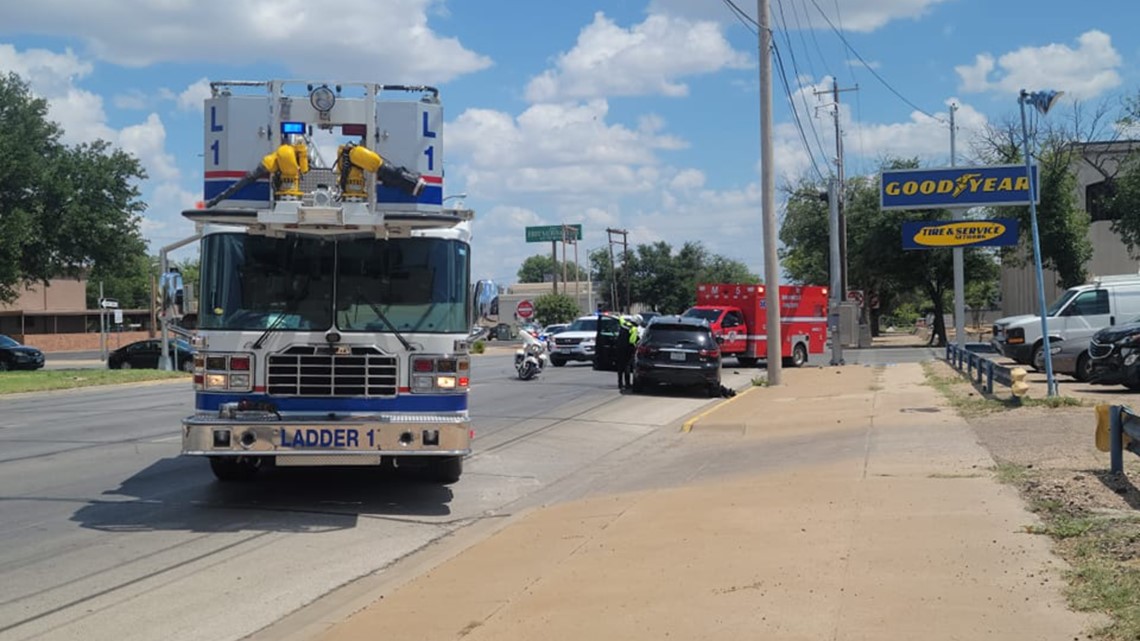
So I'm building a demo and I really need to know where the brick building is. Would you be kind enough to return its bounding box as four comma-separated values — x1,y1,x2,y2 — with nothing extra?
0,278,153,352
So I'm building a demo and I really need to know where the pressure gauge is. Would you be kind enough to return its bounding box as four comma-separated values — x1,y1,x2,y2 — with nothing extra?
310,85,336,112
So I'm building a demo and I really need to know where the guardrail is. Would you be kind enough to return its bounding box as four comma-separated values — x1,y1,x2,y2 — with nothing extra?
1095,404,1140,474
945,343,1014,395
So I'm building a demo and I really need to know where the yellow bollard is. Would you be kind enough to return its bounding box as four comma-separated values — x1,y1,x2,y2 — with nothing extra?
1010,367,1029,400
1095,404,1111,452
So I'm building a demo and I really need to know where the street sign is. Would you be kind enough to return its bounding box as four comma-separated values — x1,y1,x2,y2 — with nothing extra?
113,309,124,324
525,224,582,243
869,293,881,310
847,290,864,307
516,300,535,319
881,164,1038,210
99,298,119,309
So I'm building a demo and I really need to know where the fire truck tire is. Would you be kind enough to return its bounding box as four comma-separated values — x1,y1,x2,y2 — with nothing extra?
209,457,262,482
425,456,463,484
737,357,758,368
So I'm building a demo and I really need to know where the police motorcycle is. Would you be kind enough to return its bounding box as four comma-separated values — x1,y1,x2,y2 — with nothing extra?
514,328,549,380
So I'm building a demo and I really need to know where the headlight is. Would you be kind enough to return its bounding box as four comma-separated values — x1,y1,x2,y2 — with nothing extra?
1115,333,1140,348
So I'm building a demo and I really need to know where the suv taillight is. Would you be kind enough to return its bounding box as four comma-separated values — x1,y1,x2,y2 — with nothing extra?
699,348,720,358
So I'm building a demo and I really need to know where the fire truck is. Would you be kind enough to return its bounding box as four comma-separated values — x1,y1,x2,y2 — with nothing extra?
683,283,828,367
165,80,472,483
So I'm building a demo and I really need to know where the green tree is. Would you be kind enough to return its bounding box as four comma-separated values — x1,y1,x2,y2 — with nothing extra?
973,117,1093,288
516,254,586,283
626,241,758,314
533,293,578,326
0,72,148,303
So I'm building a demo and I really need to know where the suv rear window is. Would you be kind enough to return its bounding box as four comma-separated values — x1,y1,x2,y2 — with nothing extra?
644,325,713,345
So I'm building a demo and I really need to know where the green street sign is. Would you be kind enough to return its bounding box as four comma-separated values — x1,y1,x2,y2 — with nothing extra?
526,224,582,243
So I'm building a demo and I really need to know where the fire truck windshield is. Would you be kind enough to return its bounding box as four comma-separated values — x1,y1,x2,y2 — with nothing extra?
199,233,469,334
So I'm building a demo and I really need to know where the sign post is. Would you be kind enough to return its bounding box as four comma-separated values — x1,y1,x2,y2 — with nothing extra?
526,225,583,298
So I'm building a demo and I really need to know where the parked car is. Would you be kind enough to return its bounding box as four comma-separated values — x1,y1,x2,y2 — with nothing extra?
0,334,45,371
1047,338,1094,382
1088,319,1140,390
109,339,196,372
993,274,1140,369
631,316,722,396
539,323,569,344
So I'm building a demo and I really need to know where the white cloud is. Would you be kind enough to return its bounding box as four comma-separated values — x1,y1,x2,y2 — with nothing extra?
448,100,686,201
2,0,491,84
119,113,180,182
524,12,749,102
955,30,1122,100
177,78,212,112
113,89,149,110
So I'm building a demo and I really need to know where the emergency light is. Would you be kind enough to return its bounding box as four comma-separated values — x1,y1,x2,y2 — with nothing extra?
281,121,306,135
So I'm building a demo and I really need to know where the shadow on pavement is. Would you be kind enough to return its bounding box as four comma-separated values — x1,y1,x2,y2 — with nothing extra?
71,456,455,534
1090,468,1140,511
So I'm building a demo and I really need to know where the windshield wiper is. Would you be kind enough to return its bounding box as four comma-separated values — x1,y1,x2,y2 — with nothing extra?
354,289,416,352
252,300,301,350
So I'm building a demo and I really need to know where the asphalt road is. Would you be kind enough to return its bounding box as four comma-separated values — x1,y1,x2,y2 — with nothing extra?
0,355,739,641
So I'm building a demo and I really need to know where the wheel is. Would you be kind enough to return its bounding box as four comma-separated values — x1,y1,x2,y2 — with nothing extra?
425,456,463,484
737,357,758,368
550,357,566,367
0,360,9,372
180,359,194,373
1074,352,1092,382
1031,343,1045,372
791,343,808,368
209,457,262,482
707,382,721,398
119,361,132,370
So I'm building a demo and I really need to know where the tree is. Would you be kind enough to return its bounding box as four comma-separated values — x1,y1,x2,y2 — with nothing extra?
0,72,148,303
533,293,578,326
625,241,758,314
972,115,1094,288
516,254,586,283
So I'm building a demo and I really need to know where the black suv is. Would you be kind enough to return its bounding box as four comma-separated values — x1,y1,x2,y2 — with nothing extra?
631,316,721,396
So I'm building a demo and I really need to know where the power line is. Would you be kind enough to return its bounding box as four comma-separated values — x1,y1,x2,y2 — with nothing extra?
773,0,831,175
720,0,828,181
720,0,757,33
772,41,829,182
806,0,947,124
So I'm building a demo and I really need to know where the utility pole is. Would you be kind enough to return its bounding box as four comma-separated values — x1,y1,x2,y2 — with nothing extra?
551,240,558,295
606,227,629,312
814,79,858,297
99,281,106,362
758,0,782,385
950,103,966,348
828,178,844,366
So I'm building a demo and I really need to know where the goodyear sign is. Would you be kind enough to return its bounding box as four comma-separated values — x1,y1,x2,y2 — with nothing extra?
902,219,1019,249
881,164,1038,210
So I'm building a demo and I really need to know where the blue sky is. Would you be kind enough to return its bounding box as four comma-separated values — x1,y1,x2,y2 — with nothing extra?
1,0,1136,285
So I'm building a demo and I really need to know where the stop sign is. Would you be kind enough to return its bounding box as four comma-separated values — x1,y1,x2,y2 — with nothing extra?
516,300,535,319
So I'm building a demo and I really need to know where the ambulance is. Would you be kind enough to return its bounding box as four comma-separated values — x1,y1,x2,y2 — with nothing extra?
683,283,828,367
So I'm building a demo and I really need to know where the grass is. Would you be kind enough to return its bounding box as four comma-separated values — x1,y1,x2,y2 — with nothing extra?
993,459,1140,640
751,376,768,387
921,361,1086,417
470,339,486,354
0,369,189,395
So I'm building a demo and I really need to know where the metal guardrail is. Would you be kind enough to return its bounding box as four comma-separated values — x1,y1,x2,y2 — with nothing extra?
945,343,1013,395
1096,404,1140,474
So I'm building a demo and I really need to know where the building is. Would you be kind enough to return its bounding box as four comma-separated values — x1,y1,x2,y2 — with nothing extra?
0,277,154,352
1000,140,1140,317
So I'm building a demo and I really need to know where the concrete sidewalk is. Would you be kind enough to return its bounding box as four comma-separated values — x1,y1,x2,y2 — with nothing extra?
314,364,1095,641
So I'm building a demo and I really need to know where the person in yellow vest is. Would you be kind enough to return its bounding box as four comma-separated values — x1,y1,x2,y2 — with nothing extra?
616,315,640,391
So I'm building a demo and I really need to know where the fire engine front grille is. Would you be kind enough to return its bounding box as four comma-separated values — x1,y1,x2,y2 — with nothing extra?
267,346,398,397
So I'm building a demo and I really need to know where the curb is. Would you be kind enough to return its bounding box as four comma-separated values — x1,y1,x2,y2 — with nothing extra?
681,385,761,433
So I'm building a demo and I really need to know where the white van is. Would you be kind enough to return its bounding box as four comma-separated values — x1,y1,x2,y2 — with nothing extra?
992,274,1140,369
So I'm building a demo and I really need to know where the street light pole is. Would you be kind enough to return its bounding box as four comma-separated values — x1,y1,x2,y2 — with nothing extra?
1018,89,1064,397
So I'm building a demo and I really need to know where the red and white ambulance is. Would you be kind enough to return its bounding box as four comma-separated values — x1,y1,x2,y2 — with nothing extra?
682,283,829,367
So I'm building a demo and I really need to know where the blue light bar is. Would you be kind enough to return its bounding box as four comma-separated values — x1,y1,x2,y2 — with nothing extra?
281,121,306,135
